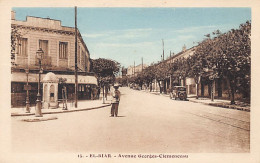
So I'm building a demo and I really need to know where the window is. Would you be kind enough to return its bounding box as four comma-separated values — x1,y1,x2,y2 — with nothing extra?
18,38,28,56
59,42,68,59
39,40,48,56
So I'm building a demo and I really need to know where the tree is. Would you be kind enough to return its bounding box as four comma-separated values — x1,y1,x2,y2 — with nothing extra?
91,58,121,84
11,25,22,66
193,21,251,104
217,21,251,104
142,63,156,91
154,62,171,93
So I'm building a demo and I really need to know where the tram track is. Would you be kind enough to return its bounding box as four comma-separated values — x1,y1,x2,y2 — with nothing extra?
183,110,250,132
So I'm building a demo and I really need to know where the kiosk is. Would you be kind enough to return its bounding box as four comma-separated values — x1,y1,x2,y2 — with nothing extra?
42,72,59,109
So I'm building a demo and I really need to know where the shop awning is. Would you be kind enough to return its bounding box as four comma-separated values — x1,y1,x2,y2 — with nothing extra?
11,72,98,85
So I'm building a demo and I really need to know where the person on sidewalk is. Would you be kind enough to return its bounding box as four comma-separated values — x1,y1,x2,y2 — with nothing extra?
110,84,121,117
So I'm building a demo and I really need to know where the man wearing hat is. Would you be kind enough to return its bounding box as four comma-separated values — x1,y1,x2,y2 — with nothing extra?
111,84,121,117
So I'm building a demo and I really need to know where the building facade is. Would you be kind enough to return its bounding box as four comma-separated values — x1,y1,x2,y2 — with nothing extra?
11,11,97,107
127,64,147,78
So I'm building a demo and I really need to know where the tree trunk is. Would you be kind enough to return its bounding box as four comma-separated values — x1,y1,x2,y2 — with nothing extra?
229,79,235,105
211,80,215,101
163,80,167,94
102,85,105,104
208,83,211,98
158,81,162,94
196,83,199,99
217,78,222,98
201,80,204,97
230,85,235,105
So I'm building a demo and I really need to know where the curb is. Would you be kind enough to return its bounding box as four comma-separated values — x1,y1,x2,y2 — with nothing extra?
11,104,111,117
21,116,58,122
189,99,250,112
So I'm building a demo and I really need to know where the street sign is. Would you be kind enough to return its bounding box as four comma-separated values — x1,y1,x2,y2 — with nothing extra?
24,85,32,90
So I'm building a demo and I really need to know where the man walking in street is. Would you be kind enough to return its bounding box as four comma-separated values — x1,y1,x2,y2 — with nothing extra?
110,84,121,117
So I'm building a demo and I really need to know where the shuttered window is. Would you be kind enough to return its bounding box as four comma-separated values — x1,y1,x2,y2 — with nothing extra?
59,42,68,59
39,40,48,56
18,38,28,56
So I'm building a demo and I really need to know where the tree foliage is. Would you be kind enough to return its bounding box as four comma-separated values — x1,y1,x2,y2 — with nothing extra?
192,21,251,103
130,21,251,103
91,58,121,84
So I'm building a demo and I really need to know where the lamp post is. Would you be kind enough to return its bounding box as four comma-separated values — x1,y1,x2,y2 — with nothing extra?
25,68,30,113
35,48,44,117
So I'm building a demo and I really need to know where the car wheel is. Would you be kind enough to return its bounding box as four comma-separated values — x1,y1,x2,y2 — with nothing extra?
179,93,184,100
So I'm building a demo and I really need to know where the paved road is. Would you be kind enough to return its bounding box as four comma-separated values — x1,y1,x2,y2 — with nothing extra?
11,87,250,153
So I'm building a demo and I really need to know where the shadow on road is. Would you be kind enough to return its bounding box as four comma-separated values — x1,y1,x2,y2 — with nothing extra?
110,116,125,118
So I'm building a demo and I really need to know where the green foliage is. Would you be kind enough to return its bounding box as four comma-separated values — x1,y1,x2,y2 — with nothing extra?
92,58,120,77
116,76,128,86
192,21,251,103
91,58,121,85
129,21,251,103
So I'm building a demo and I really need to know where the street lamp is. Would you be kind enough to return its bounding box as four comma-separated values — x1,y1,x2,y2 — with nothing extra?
35,48,44,117
25,68,30,113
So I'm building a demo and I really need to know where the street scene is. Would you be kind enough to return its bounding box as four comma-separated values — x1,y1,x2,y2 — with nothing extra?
12,87,250,153
8,6,252,159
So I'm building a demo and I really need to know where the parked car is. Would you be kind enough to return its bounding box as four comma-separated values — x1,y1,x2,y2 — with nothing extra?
170,86,187,101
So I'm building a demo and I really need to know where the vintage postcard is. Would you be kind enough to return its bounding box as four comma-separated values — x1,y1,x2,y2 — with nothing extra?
0,0,260,163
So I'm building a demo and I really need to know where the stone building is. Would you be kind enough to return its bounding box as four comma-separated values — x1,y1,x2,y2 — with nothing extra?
11,11,97,107
155,46,197,94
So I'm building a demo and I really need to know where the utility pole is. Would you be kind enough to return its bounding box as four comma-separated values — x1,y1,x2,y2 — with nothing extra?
169,51,172,90
25,68,30,113
162,39,164,61
141,57,143,72
74,6,78,108
134,61,135,76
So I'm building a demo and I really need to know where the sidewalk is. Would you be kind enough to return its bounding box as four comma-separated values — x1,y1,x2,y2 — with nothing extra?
140,89,250,112
11,99,111,117
188,96,250,112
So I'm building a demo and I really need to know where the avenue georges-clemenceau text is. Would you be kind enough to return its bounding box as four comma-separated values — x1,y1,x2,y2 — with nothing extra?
78,153,189,159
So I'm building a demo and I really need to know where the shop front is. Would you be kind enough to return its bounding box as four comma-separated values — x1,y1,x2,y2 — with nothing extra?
11,72,98,107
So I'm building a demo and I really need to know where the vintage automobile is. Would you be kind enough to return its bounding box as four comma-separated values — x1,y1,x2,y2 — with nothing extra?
169,86,187,100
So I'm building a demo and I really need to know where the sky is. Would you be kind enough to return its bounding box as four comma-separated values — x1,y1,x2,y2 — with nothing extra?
13,7,251,68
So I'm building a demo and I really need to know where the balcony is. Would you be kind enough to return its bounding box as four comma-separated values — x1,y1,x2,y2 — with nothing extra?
35,55,52,67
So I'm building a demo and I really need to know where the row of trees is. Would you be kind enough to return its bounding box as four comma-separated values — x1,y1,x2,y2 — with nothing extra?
127,21,251,104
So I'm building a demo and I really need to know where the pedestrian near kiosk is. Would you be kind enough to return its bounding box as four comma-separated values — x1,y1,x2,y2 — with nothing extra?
110,84,121,117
